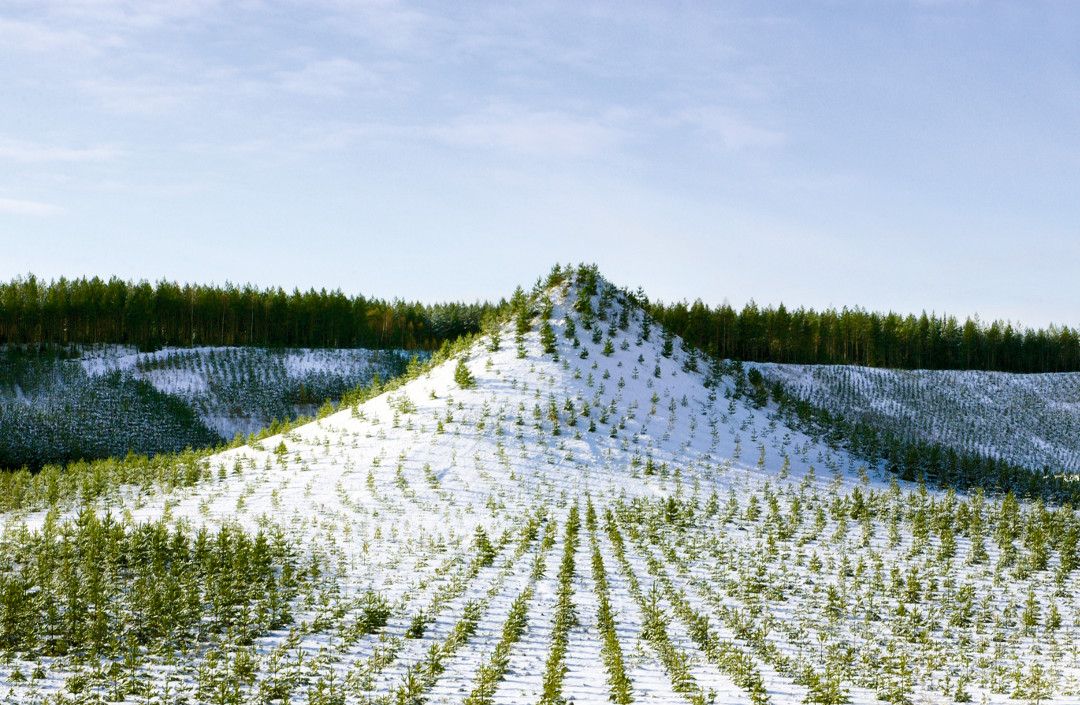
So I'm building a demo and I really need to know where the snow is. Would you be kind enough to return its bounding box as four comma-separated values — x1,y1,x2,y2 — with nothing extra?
752,362,1080,474
74,344,411,437
2,275,1079,704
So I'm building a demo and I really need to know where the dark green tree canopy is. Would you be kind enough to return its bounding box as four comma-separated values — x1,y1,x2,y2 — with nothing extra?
650,298,1080,373
0,274,500,352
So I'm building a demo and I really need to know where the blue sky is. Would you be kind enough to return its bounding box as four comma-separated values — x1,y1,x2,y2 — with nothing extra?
2,1,1078,328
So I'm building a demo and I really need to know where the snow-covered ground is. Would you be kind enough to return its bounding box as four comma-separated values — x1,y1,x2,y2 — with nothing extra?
754,362,1080,474
1,272,1078,704
82,345,413,438
1,346,411,460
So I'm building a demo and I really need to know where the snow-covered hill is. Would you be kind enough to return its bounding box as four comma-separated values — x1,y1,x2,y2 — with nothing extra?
0,346,411,470
1,266,1077,704
82,345,413,438
754,362,1080,475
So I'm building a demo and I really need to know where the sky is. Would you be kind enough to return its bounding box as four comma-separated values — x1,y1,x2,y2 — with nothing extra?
2,1,1078,328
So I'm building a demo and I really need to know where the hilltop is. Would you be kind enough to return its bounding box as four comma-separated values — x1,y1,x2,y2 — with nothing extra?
1,265,1078,704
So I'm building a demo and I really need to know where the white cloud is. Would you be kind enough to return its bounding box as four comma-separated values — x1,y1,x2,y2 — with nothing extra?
79,76,203,115
0,16,98,54
0,0,224,59
676,107,786,150
277,58,382,97
16,0,225,31
275,106,631,162
0,136,121,163
299,0,438,52
427,107,628,159
0,197,64,216
78,62,263,116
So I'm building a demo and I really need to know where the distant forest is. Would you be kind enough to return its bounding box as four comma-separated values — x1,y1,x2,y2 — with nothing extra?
651,298,1080,373
3,272,1079,373
0,275,497,351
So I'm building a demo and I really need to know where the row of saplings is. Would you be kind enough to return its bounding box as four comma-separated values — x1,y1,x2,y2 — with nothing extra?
0,508,303,659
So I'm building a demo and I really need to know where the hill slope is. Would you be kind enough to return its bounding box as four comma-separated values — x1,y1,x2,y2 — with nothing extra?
0,346,411,469
82,345,412,438
1,267,1078,704
753,361,1080,475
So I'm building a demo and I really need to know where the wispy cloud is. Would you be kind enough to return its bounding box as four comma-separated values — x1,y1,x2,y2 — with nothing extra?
79,76,210,115
427,106,628,159
675,107,786,150
0,0,224,59
277,58,382,97
0,197,64,216
300,0,438,52
0,16,99,54
16,0,225,31
0,136,121,163
77,59,266,116
276,106,631,162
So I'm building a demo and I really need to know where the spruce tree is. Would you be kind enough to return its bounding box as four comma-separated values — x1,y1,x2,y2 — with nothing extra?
661,331,674,358
454,358,476,389
541,322,557,355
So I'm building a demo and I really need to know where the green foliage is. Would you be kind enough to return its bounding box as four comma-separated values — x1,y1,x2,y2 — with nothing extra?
463,583,535,705
0,274,495,350
0,510,298,657
540,321,557,355
747,367,1080,504
601,508,708,705
472,526,497,567
454,358,477,389
405,609,429,639
586,499,633,704
354,591,392,635
9,264,1076,372
651,294,1080,373
0,363,218,471
539,504,580,705
801,666,850,705
0,347,412,470
390,516,549,705
660,331,674,358
511,287,531,336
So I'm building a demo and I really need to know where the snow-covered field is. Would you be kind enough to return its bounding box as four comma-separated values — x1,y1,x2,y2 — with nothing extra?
0,345,412,470
754,362,1080,475
82,345,413,438
1,271,1077,704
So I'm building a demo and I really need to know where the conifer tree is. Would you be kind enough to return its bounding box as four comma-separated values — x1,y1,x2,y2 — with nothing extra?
454,358,476,389
541,322,557,355
661,331,674,358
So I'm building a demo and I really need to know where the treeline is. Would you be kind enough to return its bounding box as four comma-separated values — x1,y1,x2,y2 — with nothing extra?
0,274,499,351
652,298,1080,373
8,269,1080,373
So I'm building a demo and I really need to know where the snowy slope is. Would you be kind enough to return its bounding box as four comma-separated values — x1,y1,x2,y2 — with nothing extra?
82,345,412,438
1,345,410,469
754,362,1080,474
2,269,1078,704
